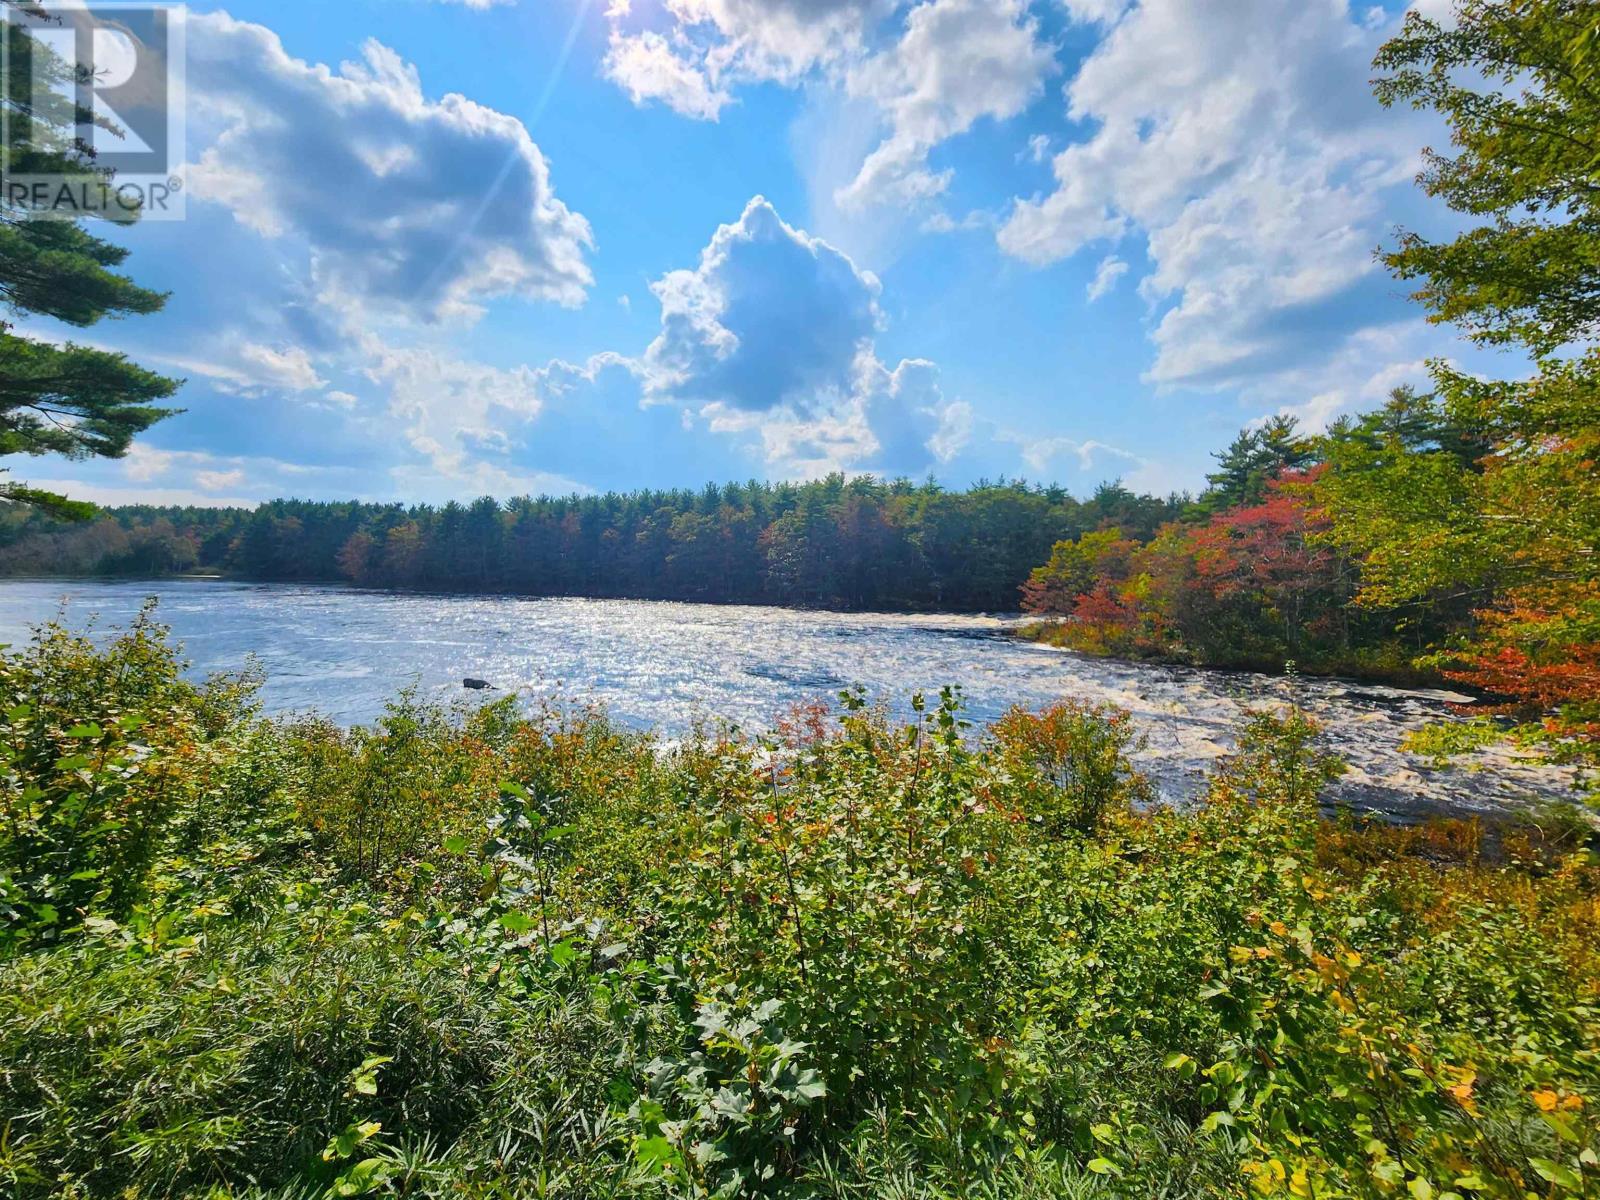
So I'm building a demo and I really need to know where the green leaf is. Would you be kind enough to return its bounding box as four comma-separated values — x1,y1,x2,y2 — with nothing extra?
65,723,103,738
1528,1158,1581,1189
634,1135,679,1171
333,1156,391,1197
499,911,537,934
323,1120,382,1162
1540,1110,1582,1143
1086,1157,1122,1176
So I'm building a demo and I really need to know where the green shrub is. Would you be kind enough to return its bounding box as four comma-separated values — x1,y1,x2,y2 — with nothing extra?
0,611,269,948
1,618,1596,1199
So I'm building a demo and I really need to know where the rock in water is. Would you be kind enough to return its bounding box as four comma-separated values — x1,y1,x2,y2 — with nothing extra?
462,677,494,690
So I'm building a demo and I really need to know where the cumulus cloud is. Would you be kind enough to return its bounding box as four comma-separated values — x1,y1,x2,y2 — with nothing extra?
483,197,968,482
998,0,1429,387
836,0,1054,209
186,12,593,323
636,196,968,476
643,197,881,412
60,11,608,500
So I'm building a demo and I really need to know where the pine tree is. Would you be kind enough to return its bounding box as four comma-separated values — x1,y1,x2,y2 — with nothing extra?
1,2,182,517
1198,416,1313,512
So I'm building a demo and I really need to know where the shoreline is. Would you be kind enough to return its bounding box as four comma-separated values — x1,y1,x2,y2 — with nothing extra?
1011,618,1452,691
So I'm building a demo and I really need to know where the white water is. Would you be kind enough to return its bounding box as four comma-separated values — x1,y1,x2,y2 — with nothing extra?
0,579,1579,820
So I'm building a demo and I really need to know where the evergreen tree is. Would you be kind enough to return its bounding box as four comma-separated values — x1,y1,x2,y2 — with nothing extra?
0,2,182,517
1198,416,1314,512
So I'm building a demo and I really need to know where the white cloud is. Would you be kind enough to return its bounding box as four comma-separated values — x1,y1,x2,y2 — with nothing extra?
1005,433,1142,477
604,0,890,116
195,468,247,491
486,197,966,480
122,444,179,483
602,0,1050,218
237,342,326,391
999,0,1429,387
1249,319,1439,432
1085,254,1128,302
360,338,550,481
89,445,344,506
1060,0,1131,24
602,29,730,119
16,478,260,509
635,196,965,476
643,196,881,412
836,0,1054,209
186,13,593,323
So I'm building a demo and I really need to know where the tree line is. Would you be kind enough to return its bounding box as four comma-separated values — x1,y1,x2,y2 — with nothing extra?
0,477,1186,612
1019,399,1484,679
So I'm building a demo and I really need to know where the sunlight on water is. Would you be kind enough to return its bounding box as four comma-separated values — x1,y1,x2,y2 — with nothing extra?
0,579,1577,820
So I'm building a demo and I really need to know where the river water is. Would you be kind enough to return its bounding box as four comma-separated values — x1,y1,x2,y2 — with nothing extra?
0,579,1579,821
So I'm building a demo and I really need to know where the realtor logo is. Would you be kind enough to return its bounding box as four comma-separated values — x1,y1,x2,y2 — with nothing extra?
1,2,187,220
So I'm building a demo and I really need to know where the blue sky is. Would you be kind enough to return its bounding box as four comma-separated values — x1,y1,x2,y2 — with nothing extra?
11,0,1495,507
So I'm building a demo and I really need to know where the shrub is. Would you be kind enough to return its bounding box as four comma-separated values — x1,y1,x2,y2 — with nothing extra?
1,618,1596,1198
0,611,267,948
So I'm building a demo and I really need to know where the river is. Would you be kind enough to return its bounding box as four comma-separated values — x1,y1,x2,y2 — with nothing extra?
0,579,1578,821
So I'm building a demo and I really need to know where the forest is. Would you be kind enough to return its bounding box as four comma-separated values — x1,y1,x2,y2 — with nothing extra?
0,477,1185,613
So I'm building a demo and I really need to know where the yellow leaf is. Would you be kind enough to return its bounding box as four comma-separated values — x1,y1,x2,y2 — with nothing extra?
1532,1089,1559,1112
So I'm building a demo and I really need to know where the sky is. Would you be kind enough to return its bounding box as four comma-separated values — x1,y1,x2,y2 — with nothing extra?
8,0,1495,509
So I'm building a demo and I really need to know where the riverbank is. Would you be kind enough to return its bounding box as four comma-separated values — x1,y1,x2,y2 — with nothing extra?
1014,617,1448,688
3,616,1597,1199
0,579,1580,819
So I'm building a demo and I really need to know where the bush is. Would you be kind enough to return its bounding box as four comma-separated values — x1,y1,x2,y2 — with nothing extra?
0,610,271,949
1,617,1597,1199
